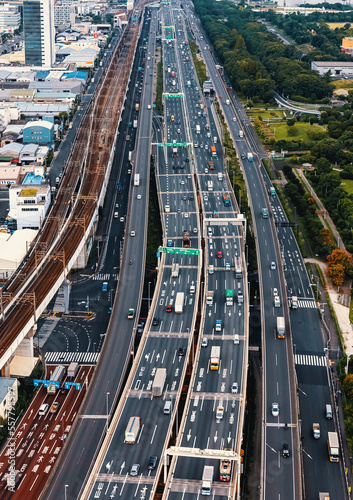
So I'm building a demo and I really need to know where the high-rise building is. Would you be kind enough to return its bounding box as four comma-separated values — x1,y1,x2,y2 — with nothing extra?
23,0,55,67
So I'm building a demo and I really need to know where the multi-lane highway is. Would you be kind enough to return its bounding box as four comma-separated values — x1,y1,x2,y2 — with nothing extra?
184,2,347,498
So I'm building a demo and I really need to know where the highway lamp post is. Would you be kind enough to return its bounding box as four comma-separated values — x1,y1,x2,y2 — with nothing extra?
148,282,151,311
65,484,68,500
106,392,110,432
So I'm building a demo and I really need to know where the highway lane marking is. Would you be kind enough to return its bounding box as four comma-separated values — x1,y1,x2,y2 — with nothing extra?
266,443,277,454
303,449,313,460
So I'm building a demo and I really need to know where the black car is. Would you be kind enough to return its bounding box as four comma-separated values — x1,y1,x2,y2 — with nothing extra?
178,347,186,356
152,317,159,326
147,455,158,470
282,443,290,458
172,165,177,170
185,158,189,162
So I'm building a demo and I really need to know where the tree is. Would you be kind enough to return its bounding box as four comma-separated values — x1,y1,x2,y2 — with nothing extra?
286,118,295,127
327,248,352,287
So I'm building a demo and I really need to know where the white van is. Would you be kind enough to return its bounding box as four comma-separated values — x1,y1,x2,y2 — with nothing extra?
218,173,223,181
326,404,332,419
164,400,172,414
274,296,280,308
234,334,239,345
208,264,214,274
38,403,49,416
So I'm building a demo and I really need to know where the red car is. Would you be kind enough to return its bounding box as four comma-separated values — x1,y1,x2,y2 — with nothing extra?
217,251,222,258
166,305,172,313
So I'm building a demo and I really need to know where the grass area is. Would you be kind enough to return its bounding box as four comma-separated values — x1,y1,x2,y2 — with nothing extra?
189,41,207,87
350,293,353,324
246,109,286,121
146,157,162,269
333,79,353,90
268,122,323,142
341,179,353,195
155,60,163,115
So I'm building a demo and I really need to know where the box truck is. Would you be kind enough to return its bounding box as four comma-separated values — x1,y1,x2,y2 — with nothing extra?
175,292,184,313
201,465,214,495
134,174,140,186
125,416,141,444
277,317,285,338
152,368,166,397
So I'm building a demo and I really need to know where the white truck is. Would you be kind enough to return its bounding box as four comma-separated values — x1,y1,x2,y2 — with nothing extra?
133,119,138,128
274,296,280,308
206,291,214,305
125,416,141,444
67,362,79,378
134,174,140,186
291,296,298,309
196,124,200,134
207,180,213,191
277,317,285,338
171,263,179,278
152,368,166,397
175,292,184,313
313,423,320,439
201,465,214,495
239,130,243,138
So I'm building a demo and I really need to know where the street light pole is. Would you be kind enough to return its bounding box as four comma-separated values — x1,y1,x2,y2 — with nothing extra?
65,484,68,500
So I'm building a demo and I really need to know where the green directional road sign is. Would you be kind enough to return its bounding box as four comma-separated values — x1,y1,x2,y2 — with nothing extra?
163,26,173,29
158,142,188,147
164,93,184,98
158,246,200,256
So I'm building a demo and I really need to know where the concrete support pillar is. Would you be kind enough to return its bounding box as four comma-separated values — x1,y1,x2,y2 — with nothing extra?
1,360,10,377
63,279,71,314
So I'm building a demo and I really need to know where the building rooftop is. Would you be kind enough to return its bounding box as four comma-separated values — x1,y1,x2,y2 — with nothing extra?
0,378,17,403
313,61,353,67
23,172,43,184
23,120,54,131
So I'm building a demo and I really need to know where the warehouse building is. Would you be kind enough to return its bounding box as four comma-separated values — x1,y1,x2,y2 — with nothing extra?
311,61,353,77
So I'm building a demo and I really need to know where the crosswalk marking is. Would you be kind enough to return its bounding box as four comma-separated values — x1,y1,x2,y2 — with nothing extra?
92,273,118,281
45,351,99,364
295,354,326,367
288,298,317,309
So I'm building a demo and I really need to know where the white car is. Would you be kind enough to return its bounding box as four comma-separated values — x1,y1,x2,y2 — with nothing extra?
273,288,278,296
271,402,279,417
231,382,238,394
233,117,236,122
201,337,208,347
270,261,276,270
204,168,208,174
131,231,135,237
184,213,189,218
137,194,142,199
120,217,124,222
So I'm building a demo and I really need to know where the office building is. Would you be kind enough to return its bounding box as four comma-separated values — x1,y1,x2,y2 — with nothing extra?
0,4,20,33
23,0,55,67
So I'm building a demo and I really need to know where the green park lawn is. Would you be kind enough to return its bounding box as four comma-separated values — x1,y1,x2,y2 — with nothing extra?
246,109,287,121
341,179,353,195
267,122,324,142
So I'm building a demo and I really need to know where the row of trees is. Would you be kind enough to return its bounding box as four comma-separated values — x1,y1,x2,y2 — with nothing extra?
193,0,333,101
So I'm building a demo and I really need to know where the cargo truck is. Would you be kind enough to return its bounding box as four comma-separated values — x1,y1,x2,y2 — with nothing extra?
201,465,214,495
125,416,141,444
172,147,177,157
313,423,320,439
291,296,298,309
328,432,339,462
135,103,140,112
226,289,233,306
208,160,214,169
277,317,285,338
220,449,231,481
152,368,166,397
68,362,79,378
133,120,138,129
183,229,190,248
223,193,231,207
210,346,220,370
215,319,222,332
134,174,140,186
210,146,216,157
171,115,175,122
187,80,191,87
235,257,242,278
319,494,330,500
171,263,179,278
270,186,275,196
247,152,253,162
175,292,184,314
196,124,200,134
47,365,66,394
207,181,213,191
206,291,214,305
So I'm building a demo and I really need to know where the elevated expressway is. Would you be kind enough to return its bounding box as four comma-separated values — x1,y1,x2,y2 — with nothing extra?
0,14,141,371
81,2,248,499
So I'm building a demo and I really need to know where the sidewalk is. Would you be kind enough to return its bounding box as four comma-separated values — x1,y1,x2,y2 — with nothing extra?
297,168,346,251
305,257,353,352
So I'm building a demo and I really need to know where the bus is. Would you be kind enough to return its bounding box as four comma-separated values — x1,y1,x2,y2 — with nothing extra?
223,193,230,207
235,257,242,278
210,346,220,370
